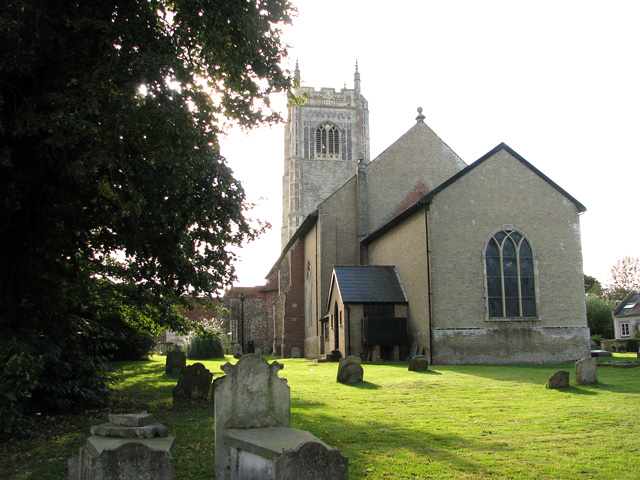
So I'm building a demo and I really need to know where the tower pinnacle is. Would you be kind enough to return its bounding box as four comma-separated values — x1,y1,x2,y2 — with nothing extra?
294,60,301,87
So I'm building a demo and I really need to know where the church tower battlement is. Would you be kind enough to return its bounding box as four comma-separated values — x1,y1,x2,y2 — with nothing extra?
282,62,370,247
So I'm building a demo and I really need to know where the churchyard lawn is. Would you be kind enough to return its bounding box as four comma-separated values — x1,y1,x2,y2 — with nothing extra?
2,353,639,479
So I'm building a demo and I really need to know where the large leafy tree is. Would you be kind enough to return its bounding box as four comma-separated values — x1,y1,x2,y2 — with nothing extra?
0,0,293,427
604,257,640,303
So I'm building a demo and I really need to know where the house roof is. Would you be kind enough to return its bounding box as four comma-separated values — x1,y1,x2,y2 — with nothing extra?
613,292,640,317
362,142,587,245
327,265,408,309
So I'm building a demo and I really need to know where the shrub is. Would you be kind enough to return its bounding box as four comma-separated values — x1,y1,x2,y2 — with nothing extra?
590,334,606,348
0,338,44,437
104,322,157,361
586,294,615,338
186,336,224,359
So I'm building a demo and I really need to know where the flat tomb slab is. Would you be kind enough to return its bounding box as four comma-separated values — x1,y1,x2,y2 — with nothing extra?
226,427,329,460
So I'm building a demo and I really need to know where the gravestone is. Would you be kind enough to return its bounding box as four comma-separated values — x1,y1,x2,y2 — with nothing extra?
408,355,429,371
214,355,348,480
232,343,243,359
291,347,301,358
545,370,569,389
172,362,213,403
575,357,598,384
165,351,186,374
68,413,174,480
336,355,363,384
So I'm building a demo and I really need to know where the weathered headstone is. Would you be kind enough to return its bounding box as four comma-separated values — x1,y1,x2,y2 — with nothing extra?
336,355,364,384
68,414,174,480
408,355,429,371
172,362,213,403
165,351,186,374
214,355,348,480
232,343,243,359
291,347,301,358
545,370,569,389
575,357,598,384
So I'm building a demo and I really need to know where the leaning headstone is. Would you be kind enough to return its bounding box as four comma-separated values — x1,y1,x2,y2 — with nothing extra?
165,351,186,374
232,343,243,359
68,413,174,480
575,357,598,385
291,346,301,358
408,355,429,371
409,342,419,358
172,362,213,403
336,355,364,384
546,370,569,389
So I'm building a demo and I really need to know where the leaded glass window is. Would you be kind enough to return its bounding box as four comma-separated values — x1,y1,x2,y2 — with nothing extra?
486,230,537,318
315,124,340,158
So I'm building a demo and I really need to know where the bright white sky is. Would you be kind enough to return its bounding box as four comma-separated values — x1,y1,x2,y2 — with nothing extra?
220,0,640,288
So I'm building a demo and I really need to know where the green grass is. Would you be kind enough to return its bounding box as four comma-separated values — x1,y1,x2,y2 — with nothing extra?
2,354,639,479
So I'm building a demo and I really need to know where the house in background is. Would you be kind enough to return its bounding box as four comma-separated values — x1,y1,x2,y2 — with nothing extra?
612,292,640,340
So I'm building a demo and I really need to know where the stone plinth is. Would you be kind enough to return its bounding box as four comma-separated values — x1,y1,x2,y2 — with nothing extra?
69,414,174,480
227,427,348,480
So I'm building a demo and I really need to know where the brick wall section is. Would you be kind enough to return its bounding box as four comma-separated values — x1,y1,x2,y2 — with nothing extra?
281,238,306,358
223,286,274,354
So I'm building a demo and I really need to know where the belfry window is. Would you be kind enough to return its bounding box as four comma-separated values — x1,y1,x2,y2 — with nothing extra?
315,124,340,158
485,229,537,318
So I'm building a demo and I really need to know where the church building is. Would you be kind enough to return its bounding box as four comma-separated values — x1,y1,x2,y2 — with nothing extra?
261,63,590,364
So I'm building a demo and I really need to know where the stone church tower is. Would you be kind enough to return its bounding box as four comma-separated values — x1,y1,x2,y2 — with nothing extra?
281,62,370,247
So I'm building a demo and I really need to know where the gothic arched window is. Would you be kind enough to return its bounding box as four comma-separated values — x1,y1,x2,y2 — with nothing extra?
315,123,340,158
485,229,537,318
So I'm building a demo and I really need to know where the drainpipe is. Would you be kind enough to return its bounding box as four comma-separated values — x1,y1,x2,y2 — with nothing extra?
425,206,434,365
346,305,351,356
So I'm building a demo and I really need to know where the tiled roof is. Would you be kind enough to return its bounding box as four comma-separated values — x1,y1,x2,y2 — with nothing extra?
330,266,407,304
613,292,640,317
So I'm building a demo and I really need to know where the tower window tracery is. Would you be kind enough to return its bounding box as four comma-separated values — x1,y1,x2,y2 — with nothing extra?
315,123,340,158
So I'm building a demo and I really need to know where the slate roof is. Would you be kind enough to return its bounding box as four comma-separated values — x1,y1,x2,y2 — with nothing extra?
328,266,408,307
613,292,640,317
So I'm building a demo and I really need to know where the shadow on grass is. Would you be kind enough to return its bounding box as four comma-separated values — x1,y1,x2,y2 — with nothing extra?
554,385,599,395
297,410,504,479
349,380,381,390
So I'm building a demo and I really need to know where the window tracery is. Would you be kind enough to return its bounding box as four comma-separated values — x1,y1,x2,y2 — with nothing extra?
485,229,537,319
315,123,340,158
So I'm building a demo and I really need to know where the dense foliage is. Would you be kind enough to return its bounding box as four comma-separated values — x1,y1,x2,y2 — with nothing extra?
586,294,615,340
0,0,293,435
